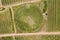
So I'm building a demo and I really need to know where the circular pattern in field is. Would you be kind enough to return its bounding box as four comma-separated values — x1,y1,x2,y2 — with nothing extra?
14,3,43,33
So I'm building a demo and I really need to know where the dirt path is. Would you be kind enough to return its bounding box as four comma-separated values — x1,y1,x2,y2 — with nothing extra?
0,32,60,37
41,12,47,32
40,19,47,32
3,0,41,7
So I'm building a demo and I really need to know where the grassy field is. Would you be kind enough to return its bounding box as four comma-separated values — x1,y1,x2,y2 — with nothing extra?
56,0,60,31
47,0,60,32
47,0,57,31
12,2,43,33
0,35,60,40
15,35,41,40
1,0,33,5
0,8,14,34
15,35,60,40
0,37,13,40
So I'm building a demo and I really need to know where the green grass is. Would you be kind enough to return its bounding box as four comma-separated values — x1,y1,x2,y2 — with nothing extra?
15,36,41,40
47,0,57,31
41,35,60,40
0,8,14,34
56,0,60,31
47,0,60,32
12,3,43,33
0,35,60,40
15,35,60,40
0,37,13,40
